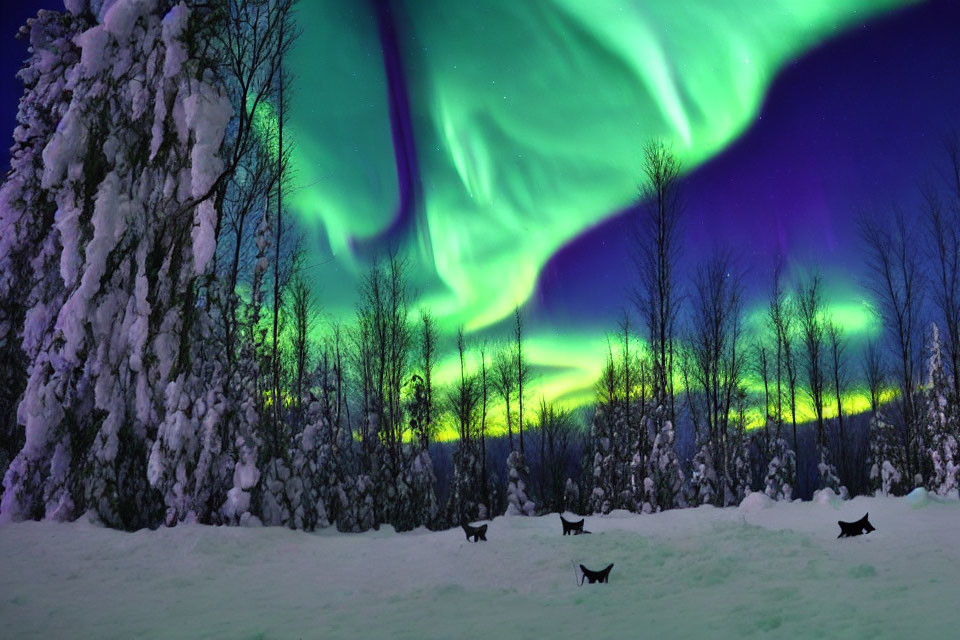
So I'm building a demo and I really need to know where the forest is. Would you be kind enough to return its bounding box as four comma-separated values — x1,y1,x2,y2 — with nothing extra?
0,0,958,537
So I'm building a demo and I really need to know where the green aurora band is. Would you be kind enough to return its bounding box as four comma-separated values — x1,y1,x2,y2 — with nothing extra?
276,0,918,428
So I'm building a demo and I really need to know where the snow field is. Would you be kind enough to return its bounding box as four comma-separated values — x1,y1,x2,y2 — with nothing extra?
1,494,958,639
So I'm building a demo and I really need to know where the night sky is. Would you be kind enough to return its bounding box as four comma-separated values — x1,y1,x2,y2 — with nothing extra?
2,0,959,411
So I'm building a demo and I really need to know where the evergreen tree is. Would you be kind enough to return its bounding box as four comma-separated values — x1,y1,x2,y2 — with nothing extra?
868,411,906,496
405,374,439,529
689,443,719,506
505,450,535,516
817,445,848,500
1,1,235,528
285,394,329,530
0,8,84,508
764,438,797,501
642,408,686,512
924,325,959,496
590,404,616,514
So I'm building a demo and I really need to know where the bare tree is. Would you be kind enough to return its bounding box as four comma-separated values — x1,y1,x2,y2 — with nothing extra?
354,254,413,514
863,340,886,415
288,270,317,416
478,341,490,509
514,306,531,454
767,259,793,446
755,341,772,447
267,4,300,456
922,135,960,398
859,210,925,476
218,139,276,365
446,328,481,522
797,274,827,451
633,140,683,418
619,310,634,441
827,320,847,470
535,398,574,514
418,310,439,441
687,248,747,497
492,344,516,450
782,302,801,459
209,0,300,249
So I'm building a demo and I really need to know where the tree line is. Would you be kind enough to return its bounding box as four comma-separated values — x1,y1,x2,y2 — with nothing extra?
0,0,957,535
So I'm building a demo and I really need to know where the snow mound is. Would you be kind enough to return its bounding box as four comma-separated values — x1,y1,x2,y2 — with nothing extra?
906,487,933,508
738,491,773,512
812,488,842,508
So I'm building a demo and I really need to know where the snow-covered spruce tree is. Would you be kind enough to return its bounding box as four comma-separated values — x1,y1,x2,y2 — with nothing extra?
763,438,796,501
0,8,87,514
591,348,637,514
446,433,484,524
221,341,264,526
613,403,636,509
324,391,366,533
258,432,294,527
400,373,438,530
725,414,753,505
337,402,381,532
589,404,616,514
924,324,959,496
689,443,719,507
641,407,686,512
404,443,438,528
929,430,958,497
221,211,271,526
1,1,240,528
282,394,329,530
505,450,536,516
868,411,905,496
146,306,233,525
817,445,848,499
444,329,486,523
629,411,653,512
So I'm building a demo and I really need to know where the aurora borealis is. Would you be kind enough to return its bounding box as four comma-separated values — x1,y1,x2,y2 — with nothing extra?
279,0,956,408
291,0,912,333
2,0,959,419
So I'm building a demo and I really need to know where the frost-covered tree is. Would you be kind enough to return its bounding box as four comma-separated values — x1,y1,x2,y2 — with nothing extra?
505,450,535,516
591,344,640,514
860,211,925,481
221,210,272,527
641,408,686,512
683,249,747,507
726,428,753,505
0,0,304,530
1,0,240,528
868,412,905,496
395,372,438,531
688,443,719,507
718,394,753,506
817,445,848,500
147,317,233,526
444,329,485,523
0,8,85,500
764,438,796,501
281,393,330,530
924,324,959,496
590,405,615,514
862,341,905,497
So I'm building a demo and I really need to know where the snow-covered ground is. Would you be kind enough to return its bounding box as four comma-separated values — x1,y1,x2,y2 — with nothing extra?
1,491,958,639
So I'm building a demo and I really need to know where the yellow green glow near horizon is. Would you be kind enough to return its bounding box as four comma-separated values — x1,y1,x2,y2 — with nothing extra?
272,0,919,434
